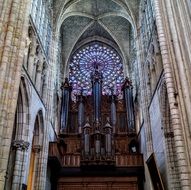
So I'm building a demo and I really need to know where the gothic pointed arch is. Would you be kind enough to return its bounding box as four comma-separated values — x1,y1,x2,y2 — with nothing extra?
27,109,44,190
5,77,30,189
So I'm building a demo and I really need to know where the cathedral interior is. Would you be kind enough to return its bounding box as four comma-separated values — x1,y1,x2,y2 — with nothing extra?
1,0,191,189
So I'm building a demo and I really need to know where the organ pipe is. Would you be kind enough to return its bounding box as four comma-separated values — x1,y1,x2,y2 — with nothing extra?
83,119,91,159
60,78,72,133
122,77,135,132
110,91,117,130
78,92,85,133
91,66,102,123
104,118,112,159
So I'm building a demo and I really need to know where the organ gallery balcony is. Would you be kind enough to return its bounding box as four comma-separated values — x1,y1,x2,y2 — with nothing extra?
48,142,143,168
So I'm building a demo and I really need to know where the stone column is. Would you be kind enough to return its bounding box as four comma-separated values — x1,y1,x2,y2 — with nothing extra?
42,65,48,100
154,0,191,189
36,31,55,190
0,0,31,188
135,29,153,158
35,52,44,93
32,48,39,83
11,140,30,189
27,29,37,77
32,145,42,190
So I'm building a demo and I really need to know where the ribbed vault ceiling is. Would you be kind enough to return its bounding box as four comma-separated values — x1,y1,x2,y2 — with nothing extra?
53,0,140,74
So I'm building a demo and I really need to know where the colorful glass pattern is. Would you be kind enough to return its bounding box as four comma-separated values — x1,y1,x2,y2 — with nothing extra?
69,42,124,96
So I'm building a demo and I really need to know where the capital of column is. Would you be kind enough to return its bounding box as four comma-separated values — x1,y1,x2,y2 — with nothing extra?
12,140,30,151
33,145,42,153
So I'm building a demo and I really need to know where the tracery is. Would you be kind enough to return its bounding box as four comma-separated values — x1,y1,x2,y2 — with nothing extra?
69,42,124,97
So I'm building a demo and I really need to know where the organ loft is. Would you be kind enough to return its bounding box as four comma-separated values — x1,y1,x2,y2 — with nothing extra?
49,63,144,189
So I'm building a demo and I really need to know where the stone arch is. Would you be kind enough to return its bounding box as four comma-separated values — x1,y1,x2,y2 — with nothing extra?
5,77,30,189
14,77,30,140
27,110,44,190
33,110,44,148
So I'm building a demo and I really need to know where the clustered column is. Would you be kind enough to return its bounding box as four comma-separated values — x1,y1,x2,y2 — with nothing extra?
27,29,37,77
11,140,30,189
27,28,47,98
35,51,44,93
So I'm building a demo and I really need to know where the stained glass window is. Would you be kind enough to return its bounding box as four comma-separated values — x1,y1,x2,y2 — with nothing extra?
69,42,124,96
141,0,155,57
30,0,52,59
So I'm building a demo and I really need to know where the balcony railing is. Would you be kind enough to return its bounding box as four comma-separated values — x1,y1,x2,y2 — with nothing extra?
49,143,143,168
62,153,81,167
115,154,143,167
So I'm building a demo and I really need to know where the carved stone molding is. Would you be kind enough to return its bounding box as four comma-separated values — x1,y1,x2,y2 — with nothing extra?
12,140,30,151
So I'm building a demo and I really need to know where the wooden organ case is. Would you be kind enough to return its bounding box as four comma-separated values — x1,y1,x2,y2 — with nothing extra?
48,74,144,190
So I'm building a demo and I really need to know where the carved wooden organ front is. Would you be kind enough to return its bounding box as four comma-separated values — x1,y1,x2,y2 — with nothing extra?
59,68,140,167
47,43,144,189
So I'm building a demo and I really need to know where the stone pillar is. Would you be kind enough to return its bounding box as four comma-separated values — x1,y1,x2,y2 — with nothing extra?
35,52,44,93
0,0,31,188
42,65,48,100
135,28,154,158
36,29,55,190
27,29,37,77
11,140,30,189
32,145,42,190
154,0,191,189
122,77,135,132
32,48,40,83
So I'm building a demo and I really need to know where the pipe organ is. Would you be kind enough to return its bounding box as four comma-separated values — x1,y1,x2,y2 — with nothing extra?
52,69,144,189
60,70,139,164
